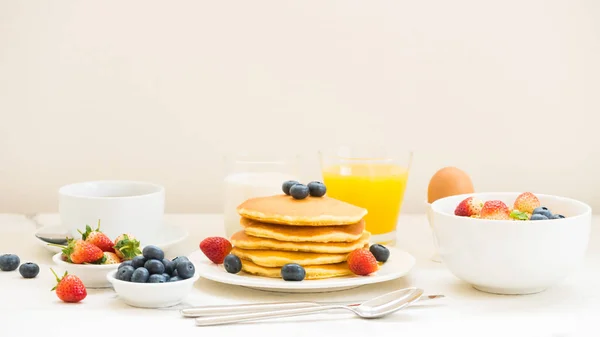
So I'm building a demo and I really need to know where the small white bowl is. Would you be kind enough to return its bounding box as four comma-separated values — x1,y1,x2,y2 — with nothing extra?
106,270,200,308
52,252,119,288
430,192,592,295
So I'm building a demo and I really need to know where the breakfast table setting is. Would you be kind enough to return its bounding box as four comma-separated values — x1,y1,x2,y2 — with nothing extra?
1,154,599,337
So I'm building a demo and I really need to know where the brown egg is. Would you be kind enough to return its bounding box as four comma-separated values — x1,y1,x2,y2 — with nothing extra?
427,167,475,203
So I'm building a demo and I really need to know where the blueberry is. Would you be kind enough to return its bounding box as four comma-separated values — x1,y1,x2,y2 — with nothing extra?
282,180,300,195
18,262,39,278
162,273,171,280
172,256,189,267
118,260,134,270
176,261,195,279
223,254,242,274
369,244,390,263
290,184,309,200
131,255,147,269
530,214,549,220
307,181,327,197
0,254,20,271
142,245,164,261
144,259,165,275
551,214,565,219
172,269,178,277
168,276,182,282
147,274,168,283
162,259,176,275
131,267,150,283
532,207,553,218
281,263,306,281
116,265,135,281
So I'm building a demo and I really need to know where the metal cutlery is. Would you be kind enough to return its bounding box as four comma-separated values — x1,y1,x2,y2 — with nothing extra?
181,293,444,318
194,288,425,326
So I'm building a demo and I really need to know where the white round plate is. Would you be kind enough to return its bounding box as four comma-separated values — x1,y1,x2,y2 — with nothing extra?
189,247,416,293
35,224,189,254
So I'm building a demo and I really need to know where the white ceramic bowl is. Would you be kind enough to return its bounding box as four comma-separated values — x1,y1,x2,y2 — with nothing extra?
106,271,200,308
430,192,592,295
52,253,119,288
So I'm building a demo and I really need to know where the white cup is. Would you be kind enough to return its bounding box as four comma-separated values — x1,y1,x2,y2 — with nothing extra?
59,181,165,244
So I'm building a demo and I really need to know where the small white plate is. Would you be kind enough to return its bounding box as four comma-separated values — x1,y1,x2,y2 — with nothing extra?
188,247,416,293
36,224,189,254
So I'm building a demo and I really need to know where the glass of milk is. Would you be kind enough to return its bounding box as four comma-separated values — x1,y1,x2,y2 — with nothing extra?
223,155,298,238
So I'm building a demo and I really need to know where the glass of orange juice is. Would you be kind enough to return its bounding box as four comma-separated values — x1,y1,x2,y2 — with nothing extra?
319,146,413,246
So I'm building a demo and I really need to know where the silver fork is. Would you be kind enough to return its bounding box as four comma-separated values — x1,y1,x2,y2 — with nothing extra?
180,294,444,317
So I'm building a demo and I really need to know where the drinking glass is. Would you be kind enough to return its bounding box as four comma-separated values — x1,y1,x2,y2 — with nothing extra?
319,146,413,246
222,154,299,238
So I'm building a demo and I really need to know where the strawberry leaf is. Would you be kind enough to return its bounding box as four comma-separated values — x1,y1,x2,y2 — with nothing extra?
510,209,530,220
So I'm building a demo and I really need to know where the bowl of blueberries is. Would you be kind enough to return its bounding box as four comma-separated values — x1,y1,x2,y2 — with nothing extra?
107,245,199,308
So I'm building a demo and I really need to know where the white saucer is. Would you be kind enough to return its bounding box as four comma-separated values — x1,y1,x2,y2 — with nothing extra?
35,224,189,254
188,247,416,293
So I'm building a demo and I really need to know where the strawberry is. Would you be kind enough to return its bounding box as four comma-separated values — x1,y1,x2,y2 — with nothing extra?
61,239,104,264
479,200,511,220
78,221,115,252
113,233,141,260
347,248,379,276
513,192,541,214
454,197,484,217
50,268,87,303
102,252,121,264
200,237,232,264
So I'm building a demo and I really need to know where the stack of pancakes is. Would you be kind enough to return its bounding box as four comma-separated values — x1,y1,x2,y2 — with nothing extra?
232,194,370,280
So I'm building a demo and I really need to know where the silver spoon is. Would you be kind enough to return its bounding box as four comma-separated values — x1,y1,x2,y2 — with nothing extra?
195,287,424,326
35,233,70,245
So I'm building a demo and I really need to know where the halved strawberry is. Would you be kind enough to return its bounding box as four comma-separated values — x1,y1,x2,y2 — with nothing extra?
347,248,379,276
454,196,484,217
479,200,511,220
513,192,540,214
200,237,232,264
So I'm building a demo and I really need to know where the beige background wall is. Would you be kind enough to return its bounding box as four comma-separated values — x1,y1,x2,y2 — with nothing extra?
1,0,599,214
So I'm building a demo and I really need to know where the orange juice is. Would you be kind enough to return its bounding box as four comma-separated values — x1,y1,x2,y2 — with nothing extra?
322,163,409,240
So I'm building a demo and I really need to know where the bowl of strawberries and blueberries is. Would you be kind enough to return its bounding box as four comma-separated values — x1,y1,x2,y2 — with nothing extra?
198,236,390,281
453,191,566,220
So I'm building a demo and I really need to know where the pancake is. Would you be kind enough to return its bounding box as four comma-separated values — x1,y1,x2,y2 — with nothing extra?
236,194,368,226
231,230,370,254
239,259,353,279
231,247,348,267
240,217,365,243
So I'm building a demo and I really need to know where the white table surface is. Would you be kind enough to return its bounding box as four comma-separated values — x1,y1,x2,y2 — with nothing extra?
1,213,598,337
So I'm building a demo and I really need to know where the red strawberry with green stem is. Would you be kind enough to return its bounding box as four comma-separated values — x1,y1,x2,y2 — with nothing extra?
52,238,105,264
50,268,87,303
78,220,115,252
113,234,141,260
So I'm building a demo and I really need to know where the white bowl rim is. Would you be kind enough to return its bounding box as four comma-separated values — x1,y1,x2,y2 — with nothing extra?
106,269,200,286
430,192,592,223
52,252,121,269
58,180,165,200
